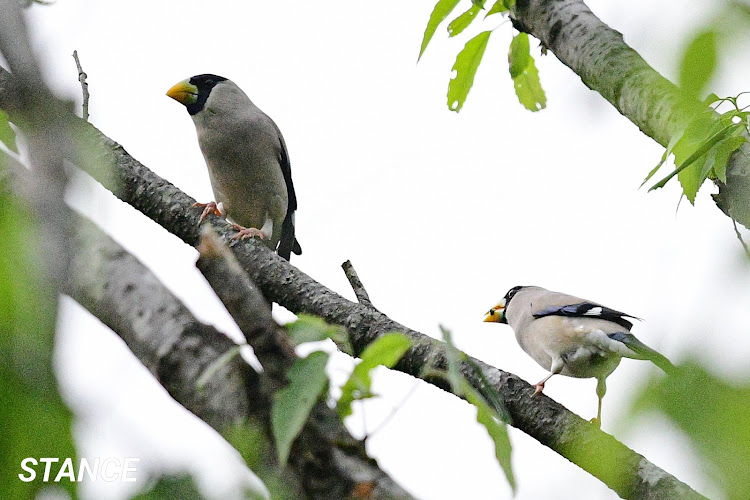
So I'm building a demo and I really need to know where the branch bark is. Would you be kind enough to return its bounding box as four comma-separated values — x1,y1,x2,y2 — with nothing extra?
66,213,411,499
0,67,705,499
509,0,750,228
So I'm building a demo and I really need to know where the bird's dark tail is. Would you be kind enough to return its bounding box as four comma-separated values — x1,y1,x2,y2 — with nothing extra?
277,215,301,261
608,332,675,374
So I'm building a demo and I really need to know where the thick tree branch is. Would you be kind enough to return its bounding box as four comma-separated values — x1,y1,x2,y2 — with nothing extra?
0,67,704,498
66,213,410,499
510,0,750,228
196,228,412,499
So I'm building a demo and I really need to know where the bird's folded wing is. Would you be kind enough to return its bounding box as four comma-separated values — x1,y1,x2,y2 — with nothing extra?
532,302,638,330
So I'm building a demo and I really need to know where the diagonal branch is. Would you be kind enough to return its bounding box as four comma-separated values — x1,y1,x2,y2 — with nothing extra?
195,228,412,499
0,66,704,499
509,0,750,228
67,212,411,499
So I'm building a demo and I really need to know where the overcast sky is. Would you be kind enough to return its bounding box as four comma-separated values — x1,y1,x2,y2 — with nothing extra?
21,0,750,498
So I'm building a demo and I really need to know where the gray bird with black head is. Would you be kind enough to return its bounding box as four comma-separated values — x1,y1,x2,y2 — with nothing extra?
484,285,673,425
167,74,301,260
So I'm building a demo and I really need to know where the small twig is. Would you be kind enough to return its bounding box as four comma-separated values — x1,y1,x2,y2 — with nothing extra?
72,50,89,121
732,218,750,259
341,260,372,306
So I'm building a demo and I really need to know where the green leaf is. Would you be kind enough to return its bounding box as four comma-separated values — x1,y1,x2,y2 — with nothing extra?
337,332,412,419
463,380,516,493
447,5,481,38
650,122,734,201
0,110,18,154
0,153,76,499
485,0,508,18
630,361,750,500
448,31,492,112
439,325,465,393
271,351,330,465
641,129,686,188
707,134,746,183
419,0,462,60
130,475,205,500
509,33,546,111
286,313,347,347
508,32,530,78
703,93,720,107
679,30,717,97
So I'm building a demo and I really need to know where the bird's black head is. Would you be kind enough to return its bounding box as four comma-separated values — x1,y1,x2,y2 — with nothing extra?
186,74,228,115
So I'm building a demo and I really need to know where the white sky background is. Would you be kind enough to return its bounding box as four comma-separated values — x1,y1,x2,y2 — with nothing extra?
20,0,750,498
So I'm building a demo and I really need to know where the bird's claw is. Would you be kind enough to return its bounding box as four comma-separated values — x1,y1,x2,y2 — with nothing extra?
231,224,267,241
533,383,545,395
192,201,223,222
589,417,601,428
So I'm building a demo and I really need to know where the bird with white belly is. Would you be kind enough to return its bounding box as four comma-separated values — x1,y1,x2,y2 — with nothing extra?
484,286,673,425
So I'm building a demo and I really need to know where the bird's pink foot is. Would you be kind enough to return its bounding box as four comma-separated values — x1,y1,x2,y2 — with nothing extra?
231,224,267,241
192,201,224,222
589,417,601,428
533,383,545,395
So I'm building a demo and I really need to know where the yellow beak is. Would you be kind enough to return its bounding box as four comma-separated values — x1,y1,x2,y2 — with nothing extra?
483,300,506,323
166,80,198,105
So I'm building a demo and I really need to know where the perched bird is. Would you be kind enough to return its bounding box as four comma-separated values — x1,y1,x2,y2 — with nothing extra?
167,74,301,260
484,286,673,425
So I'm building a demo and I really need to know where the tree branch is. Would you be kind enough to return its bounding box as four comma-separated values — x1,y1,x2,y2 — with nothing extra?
509,0,750,228
342,260,373,307
196,228,413,499
0,66,704,499
72,50,89,121
66,213,411,499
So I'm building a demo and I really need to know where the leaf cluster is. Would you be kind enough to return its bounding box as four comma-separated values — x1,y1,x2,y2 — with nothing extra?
419,0,545,112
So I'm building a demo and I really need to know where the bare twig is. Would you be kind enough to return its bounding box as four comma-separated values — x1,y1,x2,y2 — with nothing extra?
342,259,372,306
72,50,89,121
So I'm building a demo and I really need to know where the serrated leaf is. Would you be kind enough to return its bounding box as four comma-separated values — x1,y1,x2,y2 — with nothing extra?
463,380,516,493
485,0,508,18
0,111,18,154
419,0,462,60
679,30,717,97
675,124,733,203
512,57,545,111
447,5,481,38
651,121,734,200
709,134,746,183
271,351,329,465
509,32,546,111
641,125,690,188
508,32,531,78
337,332,411,419
448,31,492,112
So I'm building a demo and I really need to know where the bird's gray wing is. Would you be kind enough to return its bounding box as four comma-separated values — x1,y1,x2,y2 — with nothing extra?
532,302,638,330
